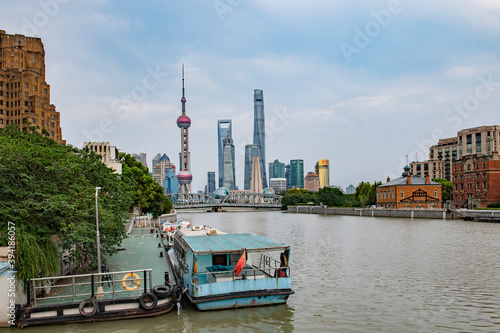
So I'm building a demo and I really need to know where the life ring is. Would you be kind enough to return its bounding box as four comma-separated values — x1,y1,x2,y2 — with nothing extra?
122,272,141,291
153,285,172,299
171,285,182,303
139,292,158,311
79,298,98,317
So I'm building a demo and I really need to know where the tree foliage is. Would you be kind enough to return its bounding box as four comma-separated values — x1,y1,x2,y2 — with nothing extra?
433,178,452,201
280,180,382,209
316,187,345,207
355,181,381,206
120,153,172,218
0,126,133,281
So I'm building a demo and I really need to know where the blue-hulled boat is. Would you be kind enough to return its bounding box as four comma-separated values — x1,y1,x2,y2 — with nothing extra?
166,226,293,311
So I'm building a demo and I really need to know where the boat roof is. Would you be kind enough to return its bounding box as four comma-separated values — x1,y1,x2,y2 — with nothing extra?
180,231,289,254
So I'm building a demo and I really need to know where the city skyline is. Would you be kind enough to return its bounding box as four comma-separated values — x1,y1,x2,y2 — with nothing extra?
2,1,499,191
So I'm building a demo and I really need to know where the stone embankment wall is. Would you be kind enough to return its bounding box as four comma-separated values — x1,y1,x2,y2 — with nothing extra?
287,206,455,219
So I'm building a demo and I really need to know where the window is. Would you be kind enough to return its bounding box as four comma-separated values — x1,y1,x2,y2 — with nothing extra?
24,83,28,88
434,189,438,198
401,190,404,198
44,88,47,94
24,92,28,97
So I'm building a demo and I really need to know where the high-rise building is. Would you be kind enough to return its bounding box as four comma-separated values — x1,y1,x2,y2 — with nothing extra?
410,137,458,181
269,178,287,193
268,163,274,184
315,159,330,188
84,142,121,174
452,151,500,208
457,125,500,158
269,160,285,178
285,164,291,190
290,159,304,188
217,119,232,187
207,171,216,196
163,167,178,194
0,30,65,144
222,132,235,190
253,89,267,188
244,144,259,190
304,172,319,192
176,65,192,194
410,125,500,182
152,153,174,186
131,153,148,170
346,184,356,194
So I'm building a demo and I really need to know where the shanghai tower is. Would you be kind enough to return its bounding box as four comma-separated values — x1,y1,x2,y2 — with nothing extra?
253,89,267,188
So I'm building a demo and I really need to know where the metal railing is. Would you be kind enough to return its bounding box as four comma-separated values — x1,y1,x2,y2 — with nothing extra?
191,254,290,285
27,269,153,306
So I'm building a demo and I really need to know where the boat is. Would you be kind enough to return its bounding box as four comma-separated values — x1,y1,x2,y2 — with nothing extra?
166,225,294,311
162,220,191,248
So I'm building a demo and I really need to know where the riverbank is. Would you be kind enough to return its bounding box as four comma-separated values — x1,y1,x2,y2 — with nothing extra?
287,205,456,219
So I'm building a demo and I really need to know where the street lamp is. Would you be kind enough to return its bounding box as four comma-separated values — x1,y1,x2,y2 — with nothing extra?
95,187,102,276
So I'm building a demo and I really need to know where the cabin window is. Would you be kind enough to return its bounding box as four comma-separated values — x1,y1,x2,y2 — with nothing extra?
212,254,227,266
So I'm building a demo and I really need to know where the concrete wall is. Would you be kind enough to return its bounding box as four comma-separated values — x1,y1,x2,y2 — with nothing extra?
287,205,452,219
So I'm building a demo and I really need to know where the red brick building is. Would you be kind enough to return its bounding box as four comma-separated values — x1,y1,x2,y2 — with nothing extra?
452,152,500,208
377,166,442,209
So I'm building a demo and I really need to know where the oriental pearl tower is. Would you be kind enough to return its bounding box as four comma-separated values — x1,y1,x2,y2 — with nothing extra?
177,65,192,194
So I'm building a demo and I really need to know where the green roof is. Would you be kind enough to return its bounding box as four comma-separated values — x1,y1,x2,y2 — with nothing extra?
183,233,288,254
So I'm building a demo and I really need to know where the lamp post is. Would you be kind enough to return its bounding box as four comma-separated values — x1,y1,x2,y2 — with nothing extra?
95,187,102,276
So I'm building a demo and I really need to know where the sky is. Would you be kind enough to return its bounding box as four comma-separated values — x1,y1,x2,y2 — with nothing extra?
2,0,500,192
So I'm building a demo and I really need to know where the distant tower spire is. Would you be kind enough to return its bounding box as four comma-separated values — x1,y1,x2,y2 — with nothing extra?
181,64,186,114
176,64,192,194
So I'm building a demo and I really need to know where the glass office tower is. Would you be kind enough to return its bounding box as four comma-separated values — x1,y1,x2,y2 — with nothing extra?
217,119,232,188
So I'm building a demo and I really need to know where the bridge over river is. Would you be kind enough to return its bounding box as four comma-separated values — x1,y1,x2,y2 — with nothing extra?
166,192,282,210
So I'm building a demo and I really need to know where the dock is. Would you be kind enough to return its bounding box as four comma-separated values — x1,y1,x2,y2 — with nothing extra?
16,227,176,327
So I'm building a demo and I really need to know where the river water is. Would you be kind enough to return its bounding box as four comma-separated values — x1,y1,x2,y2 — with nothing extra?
27,211,499,332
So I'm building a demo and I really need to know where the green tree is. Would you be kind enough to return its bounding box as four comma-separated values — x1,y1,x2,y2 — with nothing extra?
355,181,382,206
433,178,452,201
280,189,319,209
315,187,345,207
120,153,172,218
0,125,133,281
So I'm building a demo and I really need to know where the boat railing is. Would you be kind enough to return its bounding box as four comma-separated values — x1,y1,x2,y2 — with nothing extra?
26,269,154,306
192,264,290,285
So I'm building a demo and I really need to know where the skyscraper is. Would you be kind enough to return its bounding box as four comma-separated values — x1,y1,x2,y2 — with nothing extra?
0,31,65,143
222,132,235,190
163,167,178,194
152,153,174,186
176,65,192,194
244,144,259,190
316,159,330,188
217,119,232,188
290,159,304,189
285,164,291,190
207,171,216,196
253,89,267,188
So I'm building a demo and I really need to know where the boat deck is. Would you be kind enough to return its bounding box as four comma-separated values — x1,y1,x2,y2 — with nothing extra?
33,227,169,306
